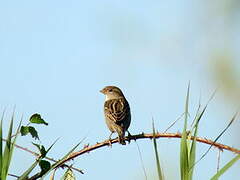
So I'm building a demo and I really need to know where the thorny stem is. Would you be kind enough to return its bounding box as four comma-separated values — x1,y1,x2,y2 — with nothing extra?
1,138,84,175
55,132,240,170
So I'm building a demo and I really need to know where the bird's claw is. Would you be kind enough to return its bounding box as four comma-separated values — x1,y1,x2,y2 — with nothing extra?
108,139,112,147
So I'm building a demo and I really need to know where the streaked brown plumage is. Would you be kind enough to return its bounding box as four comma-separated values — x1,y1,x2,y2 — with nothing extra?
100,86,131,145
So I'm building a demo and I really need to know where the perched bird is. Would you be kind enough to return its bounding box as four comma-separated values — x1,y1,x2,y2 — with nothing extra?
100,86,131,145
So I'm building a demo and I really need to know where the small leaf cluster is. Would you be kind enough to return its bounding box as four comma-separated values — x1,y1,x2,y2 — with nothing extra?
20,114,48,140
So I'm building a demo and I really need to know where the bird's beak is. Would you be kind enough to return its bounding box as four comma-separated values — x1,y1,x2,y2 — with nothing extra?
100,89,104,94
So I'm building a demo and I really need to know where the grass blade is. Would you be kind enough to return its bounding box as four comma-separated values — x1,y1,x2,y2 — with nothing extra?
210,154,240,180
188,105,207,178
196,112,237,165
180,83,190,180
164,112,184,133
189,89,217,172
9,117,22,168
52,139,84,169
2,114,14,179
135,141,147,180
152,120,164,180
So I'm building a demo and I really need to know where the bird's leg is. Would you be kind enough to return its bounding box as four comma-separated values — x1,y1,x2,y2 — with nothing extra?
108,132,113,147
118,135,126,145
109,132,113,139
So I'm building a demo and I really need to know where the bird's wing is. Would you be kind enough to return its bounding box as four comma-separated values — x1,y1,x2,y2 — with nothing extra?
104,98,130,124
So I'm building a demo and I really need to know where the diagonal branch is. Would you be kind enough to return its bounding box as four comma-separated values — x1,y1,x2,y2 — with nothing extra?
2,138,84,174
55,132,240,170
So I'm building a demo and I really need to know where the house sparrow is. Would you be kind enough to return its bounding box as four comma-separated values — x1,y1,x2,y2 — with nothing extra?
100,86,131,145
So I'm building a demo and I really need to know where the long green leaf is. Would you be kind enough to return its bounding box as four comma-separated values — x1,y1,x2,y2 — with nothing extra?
188,105,207,179
180,83,190,180
189,89,217,172
2,114,14,179
152,120,164,180
210,154,240,180
9,117,22,169
52,137,86,170
188,125,198,178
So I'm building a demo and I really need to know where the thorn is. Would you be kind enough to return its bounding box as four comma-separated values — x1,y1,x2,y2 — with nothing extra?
127,131,135,143
218,147,223,152
84,144,89,148
127,130,132,137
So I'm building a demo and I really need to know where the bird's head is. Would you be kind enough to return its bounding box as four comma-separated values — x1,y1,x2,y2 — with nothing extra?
100,86,125,100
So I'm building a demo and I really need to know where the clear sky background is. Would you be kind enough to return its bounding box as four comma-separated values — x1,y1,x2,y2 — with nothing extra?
1,1,240,180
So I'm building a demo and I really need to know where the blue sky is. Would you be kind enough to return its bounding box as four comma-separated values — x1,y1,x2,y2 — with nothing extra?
1,1,240,179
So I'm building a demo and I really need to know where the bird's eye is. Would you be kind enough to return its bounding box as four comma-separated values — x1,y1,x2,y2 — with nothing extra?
109,89,113,93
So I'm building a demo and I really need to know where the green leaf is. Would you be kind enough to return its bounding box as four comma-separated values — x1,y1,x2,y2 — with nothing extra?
180,83,190,180
28,126,39,140
21,126,39,140
30,114,48,125
39,160,51,175
40,146,47,158
32,143,41,152
32,143,47,158
152,120,164,180
61,168,76,180
210,154,240,180
20,126,29,136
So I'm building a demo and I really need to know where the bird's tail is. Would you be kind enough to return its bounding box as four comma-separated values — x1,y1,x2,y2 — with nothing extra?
117,130,126,145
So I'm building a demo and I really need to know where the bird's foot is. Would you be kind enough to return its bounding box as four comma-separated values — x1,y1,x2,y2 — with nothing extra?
108,139,112,147
118,137,126,145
